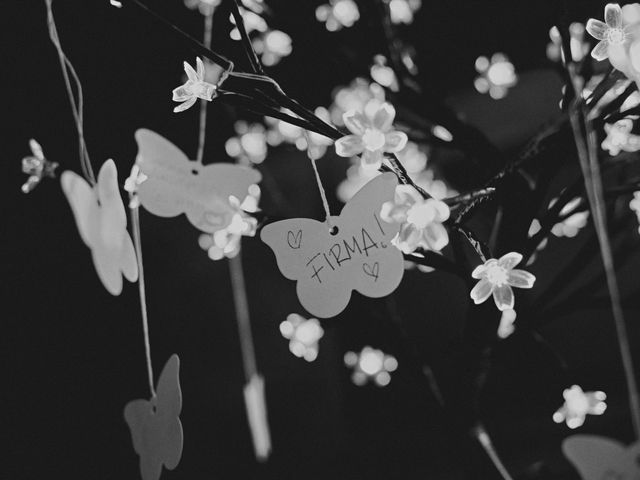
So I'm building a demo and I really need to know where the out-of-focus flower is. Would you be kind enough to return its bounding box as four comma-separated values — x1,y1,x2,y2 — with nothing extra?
602,118,640,155
630,191,640,233
279,314,324,362
266,107,334,159
226,122,269,165
344,346,398,386
474,53,517,99
381,185,450,254
229,8,268,40
21,139,58,193
198,189,259,260
470,252,536,311
550,197,589,238
316,0,360,31
553,385,607,429
184,0,221,16
331,79,386,126
526,219,548,266
334,102,408,168
370,55,399,91
172,58,217,113
388,0,421,25
497,309,516,339
253,30,292,66
547,23,590,63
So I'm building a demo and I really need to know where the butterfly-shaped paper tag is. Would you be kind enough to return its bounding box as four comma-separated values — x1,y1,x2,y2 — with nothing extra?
134,129,261,233
563,434,640,480
124,354,183,480
261,172,404,318
61,159,138,295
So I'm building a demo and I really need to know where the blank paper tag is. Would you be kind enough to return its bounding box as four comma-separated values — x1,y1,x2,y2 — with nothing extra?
124,354,183,480
563,434,640,480
134,129,261,233
261,173,404,318
60,159,138,296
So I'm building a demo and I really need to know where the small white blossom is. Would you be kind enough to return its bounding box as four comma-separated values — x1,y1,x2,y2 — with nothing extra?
553,385,607,429
172,58,217,113
602,119,640,155
279,314,324,362
315,0,360,31
381,185,450,254
344,346,398,387
497,309,516,339
474,53,517,100
334,102,408,169
470,252,536,311
586,3,630,61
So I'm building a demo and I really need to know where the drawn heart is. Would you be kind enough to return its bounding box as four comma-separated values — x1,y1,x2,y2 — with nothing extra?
362,262,380,281
287,230,302,249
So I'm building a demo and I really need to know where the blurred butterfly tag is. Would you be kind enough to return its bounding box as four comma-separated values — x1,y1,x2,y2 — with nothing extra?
261,173,404,318
134,129,261,233
61,159,138,296
563,434,640,480
124,354,183,480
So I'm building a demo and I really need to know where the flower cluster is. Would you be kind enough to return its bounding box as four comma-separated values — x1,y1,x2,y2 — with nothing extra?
225,122,269,165
279,314,324,362
601,118,640,155
334,102,408,169
21,139,58,194
315,0,360,31
470,252,536,312
474,53,517,99
381,185,450,254
344,347,398,386
553,385,607,429
547,23,589,63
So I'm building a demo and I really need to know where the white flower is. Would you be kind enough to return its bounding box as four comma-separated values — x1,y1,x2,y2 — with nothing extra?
602,118,640,155
470,252,536,311
550,197,589,238
225,122,269,165
381,185,449,254
252,30,292,67
388,0,421,25
123,164,148,208
172,58,217,113
334,102,408,169
586,4,630,61
474,53,517,100
184,0,221,16
553,385,607,429
315,0,360,31
279,314,324,362
344,346,398,387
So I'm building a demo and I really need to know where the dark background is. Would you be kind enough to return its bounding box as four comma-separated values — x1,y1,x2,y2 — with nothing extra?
4,0,640,479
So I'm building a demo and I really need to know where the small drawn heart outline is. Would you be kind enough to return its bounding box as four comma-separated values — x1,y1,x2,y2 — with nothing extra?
287,230,302,249
362,262,380,281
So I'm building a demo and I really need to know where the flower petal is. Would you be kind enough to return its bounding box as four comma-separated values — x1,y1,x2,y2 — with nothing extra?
173,96,197,113
397,223,421,253
630,40,640,72
586,19,608,40
422,222,449,251
335,135,364,157
384,131,408,152
470,279,493,304
493,284,515,311
372,103,396,131
471,263,488,279
605,3,622,29
591,40,610,61
609,42,629,70
184,61,199,82
361,149,383,168
622,4,640,25
343,110,369,135
172,85,192,102
498,252,523,270
507,269,536,289
196,57,205,79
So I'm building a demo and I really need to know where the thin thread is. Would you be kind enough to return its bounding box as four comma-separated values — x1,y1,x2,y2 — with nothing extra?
229,253,258,381
130,205,156,398
302,131,334,230
45,0,96,185
474,425,514,480
195,11,214,165
568,67,640,438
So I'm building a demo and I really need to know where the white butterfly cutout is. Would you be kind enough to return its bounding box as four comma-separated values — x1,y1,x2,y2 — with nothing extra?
261,172,404,318
563,434,640,480
134,129,262,233
124,354,183,480
61,159,138,295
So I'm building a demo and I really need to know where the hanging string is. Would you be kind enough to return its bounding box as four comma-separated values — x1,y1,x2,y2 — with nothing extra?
302,130,335,231
44,0,96,185
130,204,156,398
567,66,640,439
195,10,214,164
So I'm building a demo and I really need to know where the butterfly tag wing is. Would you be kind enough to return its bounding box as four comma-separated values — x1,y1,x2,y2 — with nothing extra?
563,435,640,480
